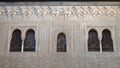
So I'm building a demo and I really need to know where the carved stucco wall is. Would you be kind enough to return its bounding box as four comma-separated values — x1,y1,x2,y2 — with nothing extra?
0,6,120,16
0,6,120,68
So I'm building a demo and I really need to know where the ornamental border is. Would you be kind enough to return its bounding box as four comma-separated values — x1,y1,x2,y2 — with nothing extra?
0,6,119,16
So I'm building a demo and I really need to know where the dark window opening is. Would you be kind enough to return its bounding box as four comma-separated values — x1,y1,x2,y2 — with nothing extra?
10,29,22,52
57,33,66,52
102,29,114,52
24,29,36,52
88,29,100,52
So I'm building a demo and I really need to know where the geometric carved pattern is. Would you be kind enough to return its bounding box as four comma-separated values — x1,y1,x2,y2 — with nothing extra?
0,6,119,17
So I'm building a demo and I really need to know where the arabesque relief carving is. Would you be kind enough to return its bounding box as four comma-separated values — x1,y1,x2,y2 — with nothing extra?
0,6,119,16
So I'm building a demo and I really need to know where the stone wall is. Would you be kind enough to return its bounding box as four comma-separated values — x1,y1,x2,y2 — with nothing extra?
0,6,120,68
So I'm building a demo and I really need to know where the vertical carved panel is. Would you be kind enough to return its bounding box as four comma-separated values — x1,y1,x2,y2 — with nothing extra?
102,29,114,51
0,25,1,52
10,29,22,52
24,29,36,52
88,29,100,51
0,24,4,52
57,33,66,52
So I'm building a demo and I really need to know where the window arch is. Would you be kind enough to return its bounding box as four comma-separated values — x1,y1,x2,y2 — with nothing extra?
10,29,22,52
88,29,100,51
57,33,66,52
102,29,114,51
24,29,36,52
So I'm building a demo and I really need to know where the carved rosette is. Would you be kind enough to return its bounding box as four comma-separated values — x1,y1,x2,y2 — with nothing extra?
0,6,119,17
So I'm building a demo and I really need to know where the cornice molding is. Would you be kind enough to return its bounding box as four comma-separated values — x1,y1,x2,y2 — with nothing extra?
0,6,120,17
0,2,120,6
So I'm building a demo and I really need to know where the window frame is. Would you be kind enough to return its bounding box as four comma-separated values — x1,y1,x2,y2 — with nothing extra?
101,29,114,52
57,32,67,52
9,29,22,52
88,29,100,52
23,29,36,52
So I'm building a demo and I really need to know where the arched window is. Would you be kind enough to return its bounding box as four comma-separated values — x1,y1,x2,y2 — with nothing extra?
102,29,114,51
10,29,22,52
88,29,100,51
57,33,66,52
24,29,36,52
